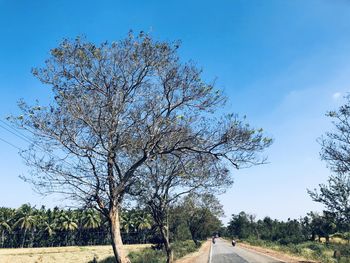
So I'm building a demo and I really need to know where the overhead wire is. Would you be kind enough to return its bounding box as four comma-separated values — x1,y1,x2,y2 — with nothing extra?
0,136,23,151
0,118,78,169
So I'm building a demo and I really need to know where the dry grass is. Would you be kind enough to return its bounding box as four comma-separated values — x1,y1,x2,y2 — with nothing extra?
0,244,150,263
320,237,348,244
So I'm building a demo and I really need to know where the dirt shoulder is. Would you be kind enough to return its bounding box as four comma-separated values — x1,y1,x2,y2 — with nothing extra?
236,242,318,263
175,240,210,263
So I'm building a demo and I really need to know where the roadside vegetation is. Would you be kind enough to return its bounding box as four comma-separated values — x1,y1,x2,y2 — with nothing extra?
223,210,350,262
243,238,350,263
127,240,201,263
85,240,201,263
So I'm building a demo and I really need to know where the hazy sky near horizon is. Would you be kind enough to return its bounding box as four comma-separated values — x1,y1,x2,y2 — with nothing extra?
1,0,350,224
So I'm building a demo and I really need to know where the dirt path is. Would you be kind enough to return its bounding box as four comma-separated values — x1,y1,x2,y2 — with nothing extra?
237,242,318,263
176,240,211,263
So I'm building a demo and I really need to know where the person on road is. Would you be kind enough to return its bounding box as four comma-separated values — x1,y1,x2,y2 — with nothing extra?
232,239,236,246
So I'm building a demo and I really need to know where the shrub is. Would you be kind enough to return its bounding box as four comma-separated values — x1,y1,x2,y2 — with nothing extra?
172,240,199,259
128,249,166,263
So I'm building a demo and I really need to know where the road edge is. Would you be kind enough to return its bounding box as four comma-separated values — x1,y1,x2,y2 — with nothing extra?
208,240,213,263
222,239,287,263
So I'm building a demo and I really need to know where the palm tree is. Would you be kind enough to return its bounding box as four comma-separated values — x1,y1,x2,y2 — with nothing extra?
57,211,78,246
81,209,102,245
82,209,101,229
43,221,56,237
13,204,36,248
135,212,152,243
0,212,12,248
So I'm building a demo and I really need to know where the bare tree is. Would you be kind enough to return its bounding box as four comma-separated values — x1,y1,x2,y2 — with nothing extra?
319,95,350,175
12,32,271,263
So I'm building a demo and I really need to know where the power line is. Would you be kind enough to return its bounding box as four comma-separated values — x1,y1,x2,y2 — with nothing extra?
0,121,33,146
0,136,22,151
0,119,78,169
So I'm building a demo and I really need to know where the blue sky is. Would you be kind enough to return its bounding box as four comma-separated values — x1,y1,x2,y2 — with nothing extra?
1,0,350,223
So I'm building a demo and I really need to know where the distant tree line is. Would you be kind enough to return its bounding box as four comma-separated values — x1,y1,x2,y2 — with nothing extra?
0,194,223,249
225,210,349,245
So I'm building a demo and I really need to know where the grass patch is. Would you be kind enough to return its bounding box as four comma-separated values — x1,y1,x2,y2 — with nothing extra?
128,249,166,263
172,240,201,259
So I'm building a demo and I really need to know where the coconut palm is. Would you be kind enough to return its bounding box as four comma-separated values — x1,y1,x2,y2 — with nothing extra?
134,211,152,243
82,209,101,229
0,213,11,248
13,204,37,248
57,211,78,246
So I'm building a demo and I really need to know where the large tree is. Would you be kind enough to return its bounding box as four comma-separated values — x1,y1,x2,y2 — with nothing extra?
12,32,271,262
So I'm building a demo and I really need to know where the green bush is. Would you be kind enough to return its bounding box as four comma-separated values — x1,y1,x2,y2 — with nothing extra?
172,240,200,259
128,249,166,263
126,240,201,263
306,242,325,254
287,244,302,254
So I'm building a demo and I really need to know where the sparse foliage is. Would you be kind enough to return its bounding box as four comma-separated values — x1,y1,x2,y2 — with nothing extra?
310,96,350,229
11,32,271,262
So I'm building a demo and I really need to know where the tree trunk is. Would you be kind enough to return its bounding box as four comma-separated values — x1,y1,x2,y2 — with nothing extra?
1,230,4,248
22,228,27,248
109,206,130,263
189,229,197,246
325,235,330,245
159,225,173,263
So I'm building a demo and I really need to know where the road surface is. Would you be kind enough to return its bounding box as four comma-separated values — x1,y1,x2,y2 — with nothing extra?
211,239,284,263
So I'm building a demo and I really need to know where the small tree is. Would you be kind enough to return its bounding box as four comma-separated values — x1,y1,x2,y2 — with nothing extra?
227,212,254,239
180,193,224,245
137,154,230,263
307,212,337,243
310,96,350,229
319,95,350,174
308,174,350,229
12,32,271,263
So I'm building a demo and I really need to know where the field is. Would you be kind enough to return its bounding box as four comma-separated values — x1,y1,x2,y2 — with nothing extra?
0,244,150,263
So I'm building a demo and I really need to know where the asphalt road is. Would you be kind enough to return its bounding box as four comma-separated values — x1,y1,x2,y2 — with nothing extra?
211,239,284,263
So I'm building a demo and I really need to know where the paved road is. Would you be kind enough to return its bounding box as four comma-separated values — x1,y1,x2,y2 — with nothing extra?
211,239,283,263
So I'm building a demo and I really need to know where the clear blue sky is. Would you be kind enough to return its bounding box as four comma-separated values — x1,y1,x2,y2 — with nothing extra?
1,0,350,224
